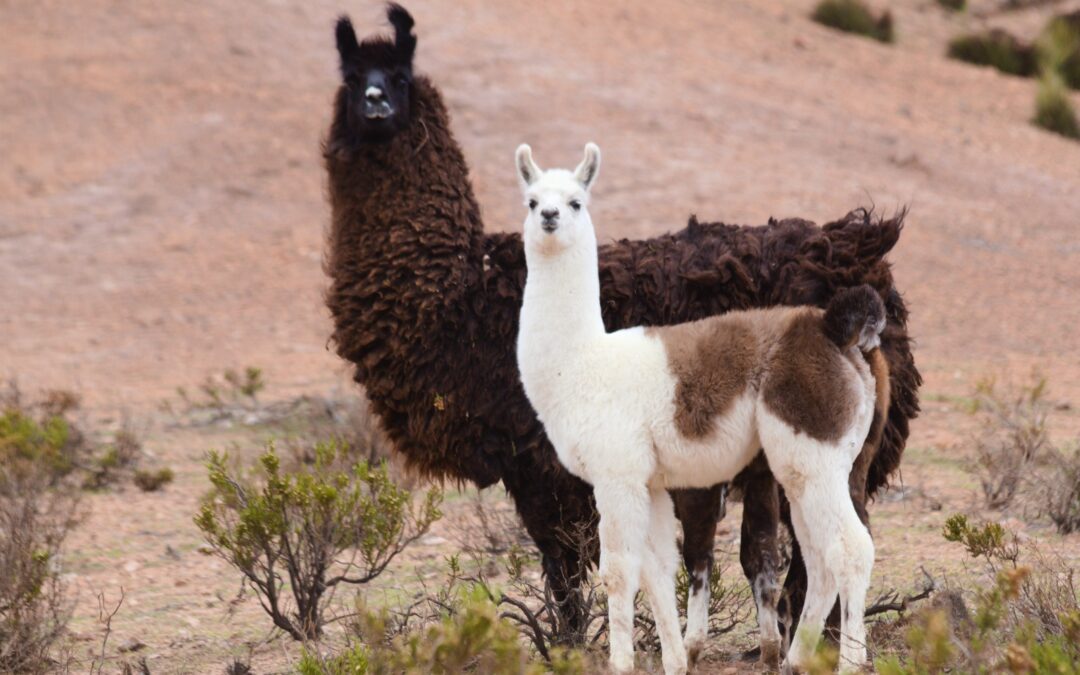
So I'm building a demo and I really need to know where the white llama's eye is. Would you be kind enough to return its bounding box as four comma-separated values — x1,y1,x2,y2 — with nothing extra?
569,200,581,211
528,199,538,210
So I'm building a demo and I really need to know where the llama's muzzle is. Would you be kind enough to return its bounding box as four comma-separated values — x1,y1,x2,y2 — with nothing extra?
364,86,393,119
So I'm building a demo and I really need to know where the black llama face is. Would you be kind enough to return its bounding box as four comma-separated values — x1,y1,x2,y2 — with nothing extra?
335,5,416,144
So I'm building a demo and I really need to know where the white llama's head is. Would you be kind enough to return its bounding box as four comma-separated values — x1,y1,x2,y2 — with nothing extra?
515,143,601,256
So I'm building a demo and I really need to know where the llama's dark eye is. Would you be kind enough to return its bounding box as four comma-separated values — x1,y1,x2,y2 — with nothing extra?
569,200,582,211
528,199,538,210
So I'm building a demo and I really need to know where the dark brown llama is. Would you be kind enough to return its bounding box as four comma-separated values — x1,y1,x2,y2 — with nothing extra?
324,6,920,665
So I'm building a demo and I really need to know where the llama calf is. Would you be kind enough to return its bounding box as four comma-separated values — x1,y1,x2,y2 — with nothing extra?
515,143,888,674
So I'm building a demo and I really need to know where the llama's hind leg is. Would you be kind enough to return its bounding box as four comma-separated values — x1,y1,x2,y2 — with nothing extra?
835,498,874,670
672,485,727,666
594,480,650,673
641,488,689,675
783,470,871,673
782,489,839,671
736,457,784,671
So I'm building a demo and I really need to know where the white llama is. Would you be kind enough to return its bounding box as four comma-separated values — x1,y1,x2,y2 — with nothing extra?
514,143,888,675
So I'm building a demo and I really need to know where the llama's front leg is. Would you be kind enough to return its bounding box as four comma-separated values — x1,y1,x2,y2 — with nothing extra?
642,488,689,675
672,485,727,665
594,481,650,673
736,457,784,671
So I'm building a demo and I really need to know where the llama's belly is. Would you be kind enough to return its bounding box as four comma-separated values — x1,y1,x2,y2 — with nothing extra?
649,391,762,489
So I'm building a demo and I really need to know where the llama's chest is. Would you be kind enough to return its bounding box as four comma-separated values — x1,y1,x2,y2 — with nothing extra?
517,328,675,484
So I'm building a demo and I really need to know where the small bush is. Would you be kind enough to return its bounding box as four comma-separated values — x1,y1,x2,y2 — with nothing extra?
877,516,1080,672
947,31,1037,77
0,408,78,669
968,376,1049,509
1041,15,1080,91
1035,443,1080,533
133,468,175,492
1,384,144,491
195,441,442,640
811,0,894,44
300,589,589,675
936,0,965,11
1033,27,1080,139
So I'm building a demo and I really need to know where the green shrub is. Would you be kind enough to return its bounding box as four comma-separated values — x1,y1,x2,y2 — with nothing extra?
876,516,1080,672
812,0,894,43
937,0,965,11
195,442,442,640
300,589,588,675
133,467,174,492
1033,75,1080,139
1040,15,1080,90
947,31,1037,77
0,410,76,486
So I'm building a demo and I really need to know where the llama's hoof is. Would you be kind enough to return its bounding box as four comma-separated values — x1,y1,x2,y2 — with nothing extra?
759,639,782,673
662,646,688,675
687,644,701,668
685,635,704,668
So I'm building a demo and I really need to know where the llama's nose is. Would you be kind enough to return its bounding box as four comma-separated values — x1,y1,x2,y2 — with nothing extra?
540,208,559,221
365,86,386,102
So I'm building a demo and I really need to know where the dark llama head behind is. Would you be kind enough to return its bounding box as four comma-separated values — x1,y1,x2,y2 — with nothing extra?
334,4,417,146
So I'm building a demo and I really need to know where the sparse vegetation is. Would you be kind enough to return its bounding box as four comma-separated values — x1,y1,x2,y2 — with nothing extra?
936,0,965,11
875,515,1080,673
194,441,442,640
1034,20,1080,139
299,588,591,675
947,30,1036,77
966,376,1080,532
0,387,80,673
133,467,175,492
968,376,1049,510
811,0,894,44
1036,443,1080,533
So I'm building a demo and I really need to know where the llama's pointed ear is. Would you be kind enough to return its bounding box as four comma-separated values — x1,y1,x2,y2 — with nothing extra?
574,143,601,191
387,3,417,62
335,16,360,72
516,144,541,190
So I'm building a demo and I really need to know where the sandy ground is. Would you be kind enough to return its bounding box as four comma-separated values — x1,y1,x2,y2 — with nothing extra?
2,0,1080,672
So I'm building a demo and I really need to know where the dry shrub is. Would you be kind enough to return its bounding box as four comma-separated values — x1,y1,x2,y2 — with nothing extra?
1034,443,1080,533
877,515,1080,672
165,368,391,467
133,468,175,493
967,375,1080,532
947,30,1036,77
811,0,894,44
0,398,79,672
447,489,532,557
1033,21,1080,139
968,376,1049,509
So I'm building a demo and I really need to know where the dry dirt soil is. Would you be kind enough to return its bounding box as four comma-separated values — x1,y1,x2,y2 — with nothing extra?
2,0,1080,673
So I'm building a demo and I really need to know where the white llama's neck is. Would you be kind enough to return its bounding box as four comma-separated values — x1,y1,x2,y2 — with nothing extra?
521,227,605,346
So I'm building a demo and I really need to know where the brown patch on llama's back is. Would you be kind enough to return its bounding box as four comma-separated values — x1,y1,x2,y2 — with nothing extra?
649,317,759,439
761,311,860,443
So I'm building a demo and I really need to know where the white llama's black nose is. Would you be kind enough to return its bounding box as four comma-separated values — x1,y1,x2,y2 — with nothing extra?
540,208,559,221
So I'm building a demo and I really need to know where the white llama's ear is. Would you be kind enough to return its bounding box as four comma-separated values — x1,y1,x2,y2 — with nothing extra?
574,142,601,191
515,144,541,190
